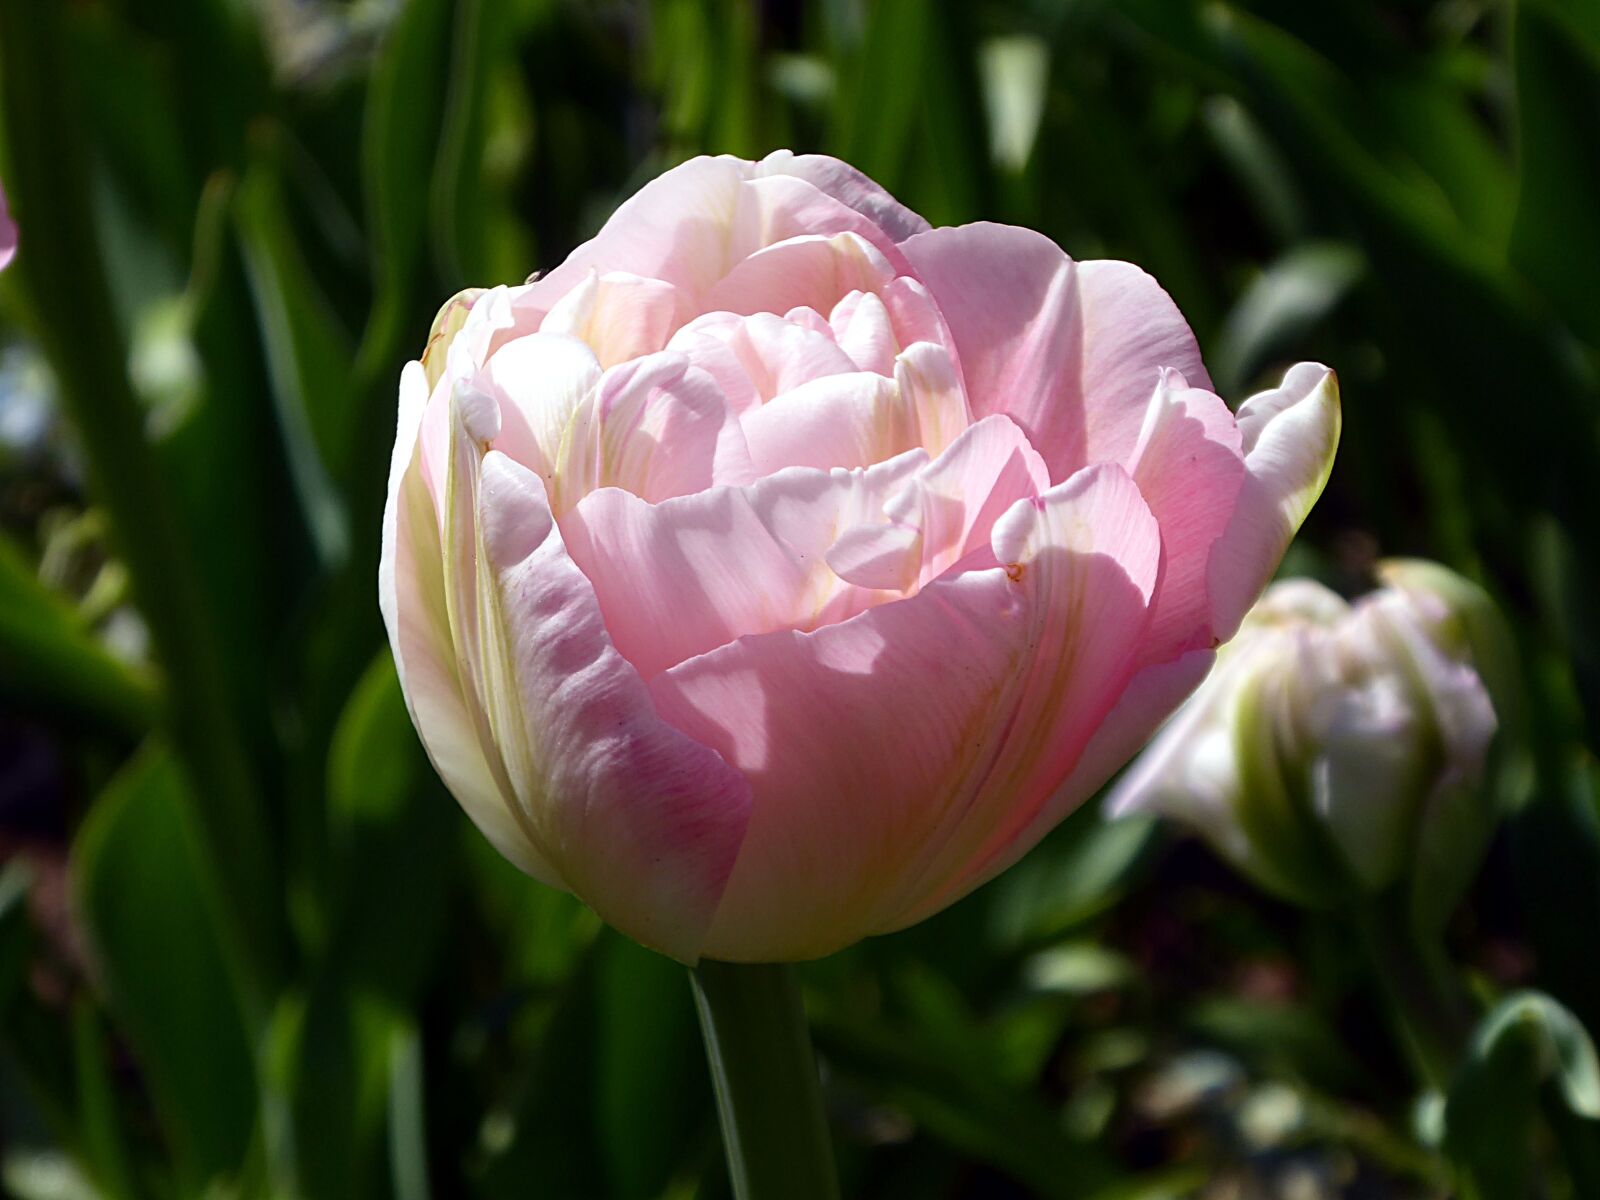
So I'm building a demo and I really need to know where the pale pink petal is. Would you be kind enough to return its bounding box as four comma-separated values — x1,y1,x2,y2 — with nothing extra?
380,363,563,885
754,149,931,243
892,341,971,461
1126,370,1246,658
561,452,928,679
651,463,1160,961
539,270,684,367
740,372,913,475
589,354,757,498
513,157,914,319
823,521,925,592
667,310,858,407
829,290,898,376
486,335,754,509
1207,364,1342,638
703,232,894,318
900,223,1209,482
476,451,752,962
481,332,604,509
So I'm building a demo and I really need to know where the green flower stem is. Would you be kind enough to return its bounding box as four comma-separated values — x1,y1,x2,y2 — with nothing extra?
690,960,840,1200
1351,900,1475,1093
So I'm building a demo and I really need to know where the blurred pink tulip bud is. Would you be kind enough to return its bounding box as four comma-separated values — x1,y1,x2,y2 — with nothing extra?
0,179,15,271
1110,562,1514,931
380,152,1341,962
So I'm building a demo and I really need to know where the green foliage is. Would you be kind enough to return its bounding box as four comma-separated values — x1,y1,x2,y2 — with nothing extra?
0,0,1598,1195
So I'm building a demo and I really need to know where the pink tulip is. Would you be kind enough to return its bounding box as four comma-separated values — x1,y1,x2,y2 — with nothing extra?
380,151,1340,963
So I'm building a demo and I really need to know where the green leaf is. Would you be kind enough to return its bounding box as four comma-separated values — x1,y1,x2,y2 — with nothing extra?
0,534,157,737
324,655,457,1003
235,144,354,567
1444,990,1600,1199
72,744,256,1191
1210,242,1364,396
1510,4,1600,350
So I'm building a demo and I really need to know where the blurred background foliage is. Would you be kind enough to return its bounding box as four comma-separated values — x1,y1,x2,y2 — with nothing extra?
0,0,1598,1196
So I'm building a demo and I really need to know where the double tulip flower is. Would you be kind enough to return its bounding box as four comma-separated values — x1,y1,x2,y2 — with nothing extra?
380,151,1341,963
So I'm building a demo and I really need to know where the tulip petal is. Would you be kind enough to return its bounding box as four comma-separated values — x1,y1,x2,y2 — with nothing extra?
754,149,931,243
740,371,914,474
900,222,1209,482
380,363,562,885
561,451,929,679
650,463,1159,961
1126,370,1246,657
563,413,1048,680
539,270,683,367
517,156,914,314
487,334,754,509
667,310,859,409
704,232,895,319
1206,363,1342,639
475,451,753,962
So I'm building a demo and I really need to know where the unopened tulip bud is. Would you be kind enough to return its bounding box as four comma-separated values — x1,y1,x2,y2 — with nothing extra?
1109,563,1510,931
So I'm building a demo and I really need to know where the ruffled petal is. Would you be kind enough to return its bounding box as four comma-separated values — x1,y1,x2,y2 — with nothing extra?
667,310,858,409
1125,370,1246,658
475,451,753,962
650,463,1159,961
703,232,895,319
379,363,562,884
753,149,931,243
539,270,683,367
560,451,929,679
900,222,1209,482
1206,363,1342,639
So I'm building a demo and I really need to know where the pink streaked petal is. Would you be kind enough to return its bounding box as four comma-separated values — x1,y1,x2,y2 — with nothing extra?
380,363,564,886
703,232,895,318
539,270,683,367
512,157,915,319
753,149,931,243
668,310,858,406
892,341,971,461
593,354,757,497
651,463,1160,961
561,451,928,679
1207,364,1342,639
740,371,914,475
481,332,604,508
1126,370,1246,659
966,647,1218,902
477,451,753,963
829,290,898,376
900,223,1209,482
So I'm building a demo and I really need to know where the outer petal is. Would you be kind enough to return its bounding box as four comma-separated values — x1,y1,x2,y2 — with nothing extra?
379,362,561,884
516,156,915,315
475,451,752,961
1206,364,1342,639
1125,370,1246,657
753,150,931,243
900,222,1210,482
650,463,1159,961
